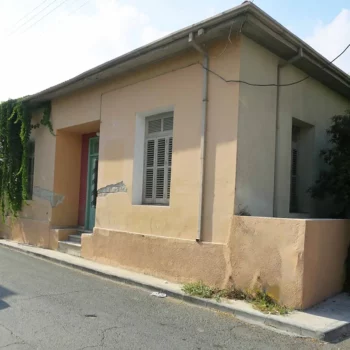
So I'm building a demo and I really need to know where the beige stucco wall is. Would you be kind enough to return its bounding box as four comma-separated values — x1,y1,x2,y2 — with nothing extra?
47,38,240,244
236,36,350,218
230,216,305,308
277,66,350,217
0,217,77,250
82,229,227,286
51,130,82,227
1,37,241,246
81,216,350,309
235,37,278,217
49,228,77,250
2,33,350,311
230,216,350,309
0,215,50,248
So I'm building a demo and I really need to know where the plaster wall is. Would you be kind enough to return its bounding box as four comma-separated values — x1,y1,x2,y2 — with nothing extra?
236,36,350,218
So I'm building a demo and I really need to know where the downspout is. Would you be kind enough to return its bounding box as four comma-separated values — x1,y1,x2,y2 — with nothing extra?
273,48,304,216
189,31,208,242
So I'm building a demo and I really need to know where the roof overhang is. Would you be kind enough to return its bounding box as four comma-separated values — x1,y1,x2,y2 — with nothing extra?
26,2,350,104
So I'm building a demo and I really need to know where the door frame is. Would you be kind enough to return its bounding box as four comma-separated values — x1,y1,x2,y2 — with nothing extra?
84,136,99,230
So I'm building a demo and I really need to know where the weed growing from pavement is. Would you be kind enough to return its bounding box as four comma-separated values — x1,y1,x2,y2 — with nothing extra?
182,281,290,315
182,281,216,299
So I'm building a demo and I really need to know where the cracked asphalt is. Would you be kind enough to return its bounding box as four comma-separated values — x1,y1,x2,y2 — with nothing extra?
1,246,350,349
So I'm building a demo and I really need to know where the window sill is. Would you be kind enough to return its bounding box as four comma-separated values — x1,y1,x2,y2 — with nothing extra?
289,211,309,215
132,204,170,208
288,212,310,219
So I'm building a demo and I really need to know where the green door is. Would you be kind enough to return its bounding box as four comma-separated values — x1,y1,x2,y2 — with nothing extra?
85,137,99,231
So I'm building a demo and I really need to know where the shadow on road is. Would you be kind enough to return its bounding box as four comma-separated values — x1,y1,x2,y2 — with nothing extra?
0,285,16,311
0,299,9,311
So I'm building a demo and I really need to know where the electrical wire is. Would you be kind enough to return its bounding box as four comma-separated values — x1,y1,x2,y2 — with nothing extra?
34,0,90,35
9,0,51,29
211,20,235,59
8,0,62,36
203,43,350,87
67,0,90,16
202,65,310,87
9,0,348,89
18,0,73,35
329,44,350,66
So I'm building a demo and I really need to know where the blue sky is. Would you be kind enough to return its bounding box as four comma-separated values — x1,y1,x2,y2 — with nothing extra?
125,0,349,38
0,0,349,100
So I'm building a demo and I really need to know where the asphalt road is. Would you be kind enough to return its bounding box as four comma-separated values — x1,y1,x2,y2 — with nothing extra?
0,246,350,350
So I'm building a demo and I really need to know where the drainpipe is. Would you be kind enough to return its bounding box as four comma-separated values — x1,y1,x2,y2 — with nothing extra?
273,48,304,217
189,31,208,242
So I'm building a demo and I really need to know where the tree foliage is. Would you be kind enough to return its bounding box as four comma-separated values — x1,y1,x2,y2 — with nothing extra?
0,99,53,219
309,110,350,217
309,110,350,292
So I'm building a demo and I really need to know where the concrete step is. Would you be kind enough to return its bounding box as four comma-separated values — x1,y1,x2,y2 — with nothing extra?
68,234,82,244
57,241,81,257
77,229,93,235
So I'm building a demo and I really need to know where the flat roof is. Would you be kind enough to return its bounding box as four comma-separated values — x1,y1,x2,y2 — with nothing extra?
26,1,350,103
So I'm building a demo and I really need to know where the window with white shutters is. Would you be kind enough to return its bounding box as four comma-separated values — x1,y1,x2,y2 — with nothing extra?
143,112,173,205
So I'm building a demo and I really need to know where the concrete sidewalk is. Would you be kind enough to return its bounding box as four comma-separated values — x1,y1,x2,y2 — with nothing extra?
1,239,350,343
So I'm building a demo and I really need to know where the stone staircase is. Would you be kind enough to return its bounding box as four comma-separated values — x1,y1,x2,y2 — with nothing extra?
57,228,92,257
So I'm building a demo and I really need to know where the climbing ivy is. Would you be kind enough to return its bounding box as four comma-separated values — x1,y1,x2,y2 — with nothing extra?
0,99,53,219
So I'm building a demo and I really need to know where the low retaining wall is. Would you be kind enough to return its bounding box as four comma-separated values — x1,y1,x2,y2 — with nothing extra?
49,228,77,250
0,217,51,248
0,218,75,250
230,216,350,309
230,216,306,308
81,229,228,287
82,217,350,309
2,215,349,309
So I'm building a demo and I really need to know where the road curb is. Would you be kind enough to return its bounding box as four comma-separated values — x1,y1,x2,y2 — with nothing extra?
0,240,348,342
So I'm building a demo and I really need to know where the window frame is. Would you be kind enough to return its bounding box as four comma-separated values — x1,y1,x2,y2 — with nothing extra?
142,112,173,205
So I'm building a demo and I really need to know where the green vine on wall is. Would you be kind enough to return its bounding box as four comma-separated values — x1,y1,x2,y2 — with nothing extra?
0,99,53,219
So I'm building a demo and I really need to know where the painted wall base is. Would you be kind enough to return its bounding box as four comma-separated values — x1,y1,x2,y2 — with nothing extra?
81,217,350,310
1,216,349,310
81,228,228,287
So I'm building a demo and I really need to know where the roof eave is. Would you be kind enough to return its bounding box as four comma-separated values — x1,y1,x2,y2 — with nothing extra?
25,2,251,104
25,2,350,103
248,5,350,84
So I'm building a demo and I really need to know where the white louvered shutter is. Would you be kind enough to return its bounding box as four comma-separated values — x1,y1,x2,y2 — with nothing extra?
143,113,173,205
144,139,156,202
167,137,172,199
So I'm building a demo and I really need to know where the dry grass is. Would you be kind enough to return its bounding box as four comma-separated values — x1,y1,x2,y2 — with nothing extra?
182,282,290,315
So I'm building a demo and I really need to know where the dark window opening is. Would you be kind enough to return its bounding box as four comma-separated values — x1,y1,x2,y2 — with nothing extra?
27,142,35,200
290,126,300,213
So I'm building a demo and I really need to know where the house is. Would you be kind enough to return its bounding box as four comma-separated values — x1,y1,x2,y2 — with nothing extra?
1,2,350,309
